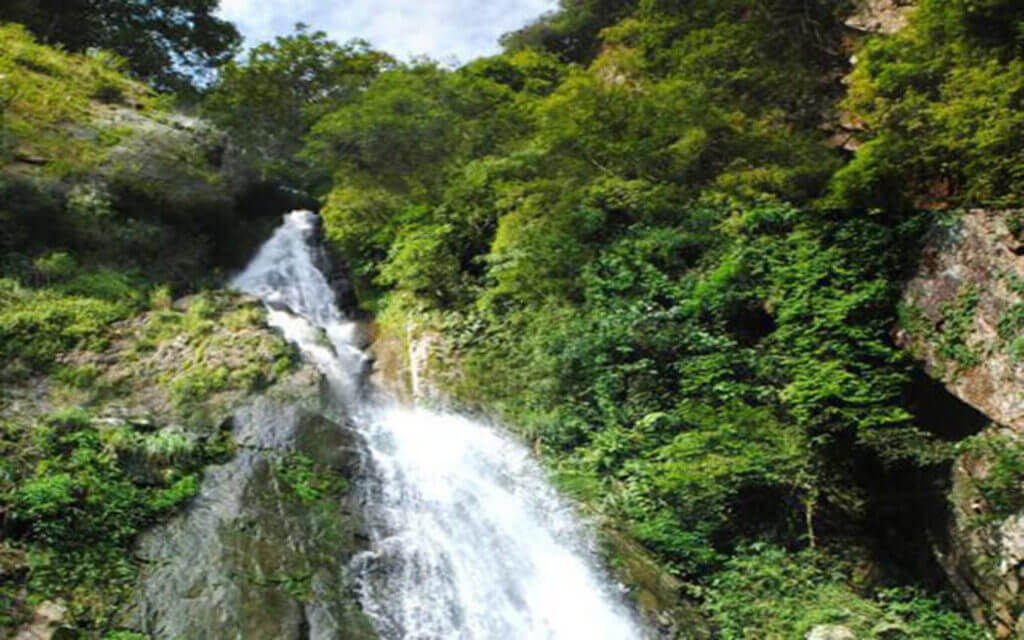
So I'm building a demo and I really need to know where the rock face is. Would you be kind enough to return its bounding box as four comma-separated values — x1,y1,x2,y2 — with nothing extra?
368,321,446,406
130,397,376,640
97,107,238,215
1,294,376,638
898,211,1024,431
898,210,1024,638
845,0,914,35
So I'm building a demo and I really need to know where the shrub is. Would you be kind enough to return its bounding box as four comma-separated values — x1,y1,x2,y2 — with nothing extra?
273,453,348,505
32,251,77,282
703,544,984,639
1,407,220,631
0,289,129,371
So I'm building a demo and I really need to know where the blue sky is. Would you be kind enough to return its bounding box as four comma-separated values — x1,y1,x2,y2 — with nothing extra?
217,0,559,64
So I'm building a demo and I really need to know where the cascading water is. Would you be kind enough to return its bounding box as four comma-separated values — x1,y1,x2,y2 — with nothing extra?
233,211,646,640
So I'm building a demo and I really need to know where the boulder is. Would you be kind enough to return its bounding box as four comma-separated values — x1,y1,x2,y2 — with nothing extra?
806,625,856,640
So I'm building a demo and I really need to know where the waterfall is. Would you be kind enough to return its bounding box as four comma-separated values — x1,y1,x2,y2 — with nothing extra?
233,211,646,640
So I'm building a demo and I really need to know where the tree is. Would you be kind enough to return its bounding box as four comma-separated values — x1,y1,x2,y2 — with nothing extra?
0,0,240,92
500,0,634,64
202,25,394,189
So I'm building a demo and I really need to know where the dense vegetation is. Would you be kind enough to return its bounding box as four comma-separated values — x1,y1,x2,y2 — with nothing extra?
0,0,240,92
2,0,1022,636
289,0,1018,635
0,23,296,635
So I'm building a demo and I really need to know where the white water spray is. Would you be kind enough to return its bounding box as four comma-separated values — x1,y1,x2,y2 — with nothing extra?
233,211,646,640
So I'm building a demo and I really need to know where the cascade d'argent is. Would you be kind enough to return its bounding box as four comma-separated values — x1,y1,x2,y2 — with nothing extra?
232,210,647,639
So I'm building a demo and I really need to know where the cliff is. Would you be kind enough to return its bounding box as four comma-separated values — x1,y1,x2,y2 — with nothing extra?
1,292,375,638
899,210,1024,638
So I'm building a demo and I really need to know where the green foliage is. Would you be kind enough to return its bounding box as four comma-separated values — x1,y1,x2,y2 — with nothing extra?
302,7,986,630
831,0,1024,208
703,544,984,639
2,0,1012,632
0,26,277,299
127,293,298,417
955,435,1024,524
309,0,854,302
0,280,132,374
32,251,77,281
378,224,468,305
169,364,231,408
501,0,634,63
273,453,348,506
0,406,226,631
998,302,1024,352
936,285,982,371
141,428,198,466
1008,212,1024,242
0,0,240,92
0,24,149,178
307,63,469,191
203,25,393,188
442,210,944,579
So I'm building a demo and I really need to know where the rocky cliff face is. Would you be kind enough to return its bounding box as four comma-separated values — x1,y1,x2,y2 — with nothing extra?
1,294,375,639
898,212,1024,432
130,398,376,640
898,210,1024,638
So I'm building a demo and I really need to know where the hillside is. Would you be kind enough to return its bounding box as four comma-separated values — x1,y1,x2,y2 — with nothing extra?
1,1,1022,637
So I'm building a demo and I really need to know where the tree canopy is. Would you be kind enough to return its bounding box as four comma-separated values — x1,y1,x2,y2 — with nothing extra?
202,25,394,189
0,0,240,91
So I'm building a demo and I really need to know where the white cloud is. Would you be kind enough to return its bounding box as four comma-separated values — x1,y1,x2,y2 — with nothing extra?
217,0,558,64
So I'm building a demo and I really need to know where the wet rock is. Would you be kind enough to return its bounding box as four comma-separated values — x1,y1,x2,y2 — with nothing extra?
602,530,711,639
368,322,447,406
129,397,376,640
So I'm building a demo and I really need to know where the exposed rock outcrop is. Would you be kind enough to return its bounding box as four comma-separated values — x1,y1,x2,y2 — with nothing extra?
898,211,1024,431
130,398,376,640
846,0,914,35
898,210,1024,638
1,294,375,638
13,601,68,640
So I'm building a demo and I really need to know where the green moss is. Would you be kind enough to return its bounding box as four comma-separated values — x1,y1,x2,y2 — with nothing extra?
168,364,231,407
97,293,300,419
